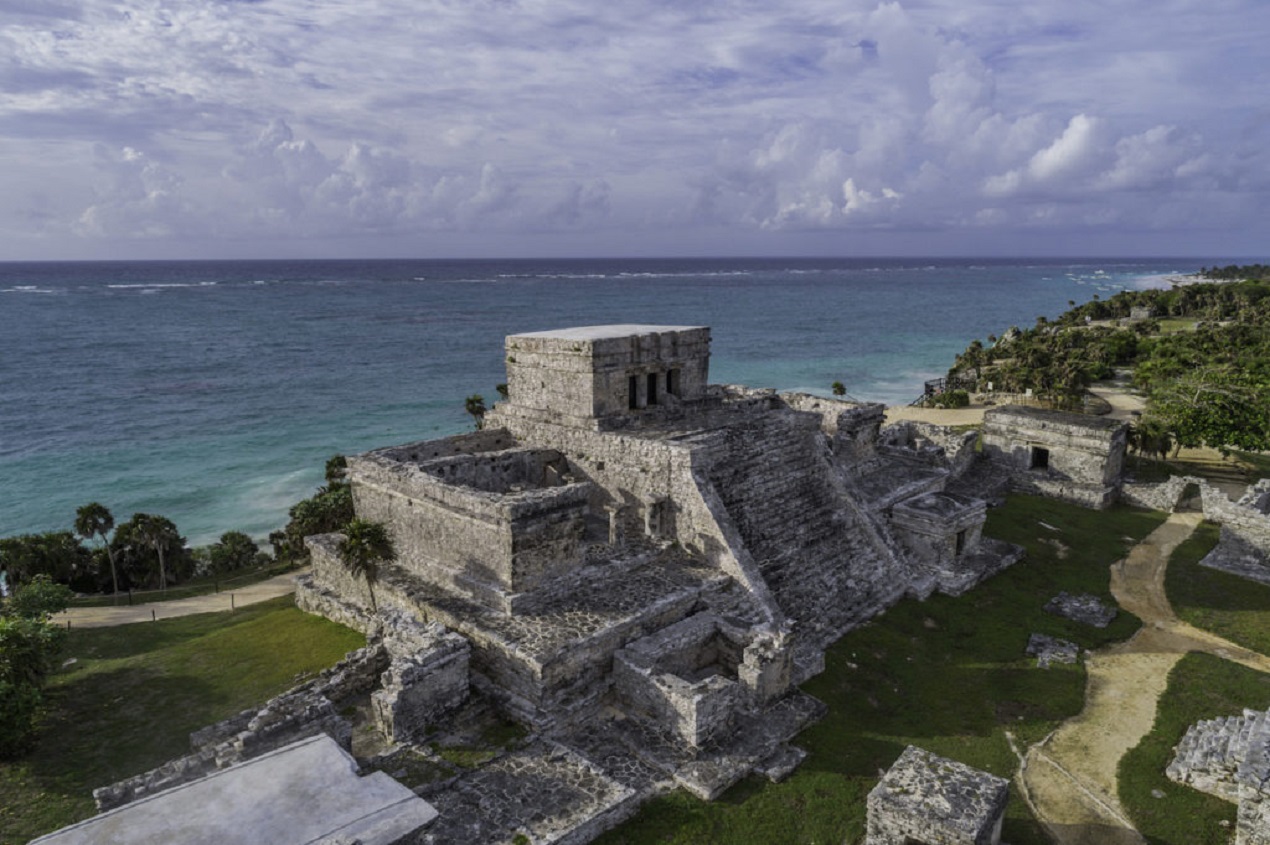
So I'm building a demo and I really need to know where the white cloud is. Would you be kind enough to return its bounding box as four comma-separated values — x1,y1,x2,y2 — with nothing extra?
0,0,1267,256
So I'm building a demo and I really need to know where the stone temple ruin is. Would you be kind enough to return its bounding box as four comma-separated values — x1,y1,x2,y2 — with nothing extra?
70,324,1102,844
288,324,1026,840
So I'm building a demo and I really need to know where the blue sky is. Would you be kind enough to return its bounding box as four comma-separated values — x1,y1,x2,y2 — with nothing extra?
1,0,1267,259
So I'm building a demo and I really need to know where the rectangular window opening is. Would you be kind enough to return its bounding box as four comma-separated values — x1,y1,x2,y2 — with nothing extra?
666,368,680,396
1030,446,1050,470
647,372,658,405
628,375,639,410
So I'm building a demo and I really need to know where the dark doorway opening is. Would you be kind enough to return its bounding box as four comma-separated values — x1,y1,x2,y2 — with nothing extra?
628,375,639,410
647,372,658,405
1030,446,1050,470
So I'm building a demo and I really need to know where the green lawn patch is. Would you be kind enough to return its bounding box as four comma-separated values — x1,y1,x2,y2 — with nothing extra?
595,497,1166,845
0,596,364,845
1165,521,1270,655
1120,652,1270,845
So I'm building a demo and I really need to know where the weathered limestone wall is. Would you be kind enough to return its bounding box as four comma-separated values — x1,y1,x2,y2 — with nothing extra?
480,406,786,629
982,405,1128,509
503,325,711,428
372,613,471,743
347,448,596,605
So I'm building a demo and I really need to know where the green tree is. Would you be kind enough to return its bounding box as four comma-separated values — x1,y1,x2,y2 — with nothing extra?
338,519,395,612
324,454,348,487
0,532,90,589
114,514,185,590
465,394,488,429
0,580,69,757
1152,367,1270,454
830,381,846,397
4,575,72,621
208,531,260,578
75,502,120,599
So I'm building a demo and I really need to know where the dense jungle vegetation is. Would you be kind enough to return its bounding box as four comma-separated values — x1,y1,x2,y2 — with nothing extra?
946,271,1270,455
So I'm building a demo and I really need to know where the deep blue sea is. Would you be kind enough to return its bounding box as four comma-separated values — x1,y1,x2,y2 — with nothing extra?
1,257,1199,546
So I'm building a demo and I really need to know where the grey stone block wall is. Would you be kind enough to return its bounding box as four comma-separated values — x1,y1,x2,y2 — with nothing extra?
372,613,470,743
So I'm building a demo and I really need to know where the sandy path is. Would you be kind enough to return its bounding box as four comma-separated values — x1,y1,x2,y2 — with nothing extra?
50,569,308,628
1020,512,1270,845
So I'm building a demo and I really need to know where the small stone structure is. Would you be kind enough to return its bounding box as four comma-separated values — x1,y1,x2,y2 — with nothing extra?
866,745,1009,845
982,405,1129,509
1025,633,1079,668
36,735,437,845
890,492,998,595
1167,706,1270,844
1043,592,1117,628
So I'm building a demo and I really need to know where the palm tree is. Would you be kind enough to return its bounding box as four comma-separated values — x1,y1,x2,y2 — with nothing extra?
75,502,120,600
133,513,181,590
464,394,487,430
338,519,395,612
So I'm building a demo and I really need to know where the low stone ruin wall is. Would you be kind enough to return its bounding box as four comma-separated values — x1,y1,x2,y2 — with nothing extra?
1122,477,1270,583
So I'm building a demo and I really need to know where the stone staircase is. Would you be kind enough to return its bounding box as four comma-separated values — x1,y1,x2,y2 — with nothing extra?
705,413,906,644
1167,707,1270,802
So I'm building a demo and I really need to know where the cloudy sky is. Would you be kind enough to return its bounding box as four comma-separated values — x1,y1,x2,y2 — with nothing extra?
2,0,1267,259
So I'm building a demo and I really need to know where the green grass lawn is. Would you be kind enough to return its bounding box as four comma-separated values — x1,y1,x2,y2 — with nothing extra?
1165,521,1270,655
595,497,1166,845
1119,652,1270,845
0,596,364,845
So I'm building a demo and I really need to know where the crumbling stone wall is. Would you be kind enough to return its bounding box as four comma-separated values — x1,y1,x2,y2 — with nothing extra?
372,613,470,743
889,492,992,595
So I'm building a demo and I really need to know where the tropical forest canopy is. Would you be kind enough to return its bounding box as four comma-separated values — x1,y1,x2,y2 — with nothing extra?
947,269,1270,454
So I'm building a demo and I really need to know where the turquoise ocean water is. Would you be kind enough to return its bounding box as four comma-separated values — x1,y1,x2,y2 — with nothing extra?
1,257,1198,545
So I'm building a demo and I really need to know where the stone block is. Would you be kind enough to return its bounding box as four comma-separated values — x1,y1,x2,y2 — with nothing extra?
866,745,1009,845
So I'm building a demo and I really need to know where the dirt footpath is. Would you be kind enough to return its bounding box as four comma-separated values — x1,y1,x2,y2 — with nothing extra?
1020,512,1270,845
51,569,308,628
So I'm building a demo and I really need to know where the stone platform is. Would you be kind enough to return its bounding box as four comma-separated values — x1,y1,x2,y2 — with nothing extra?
35,735,436,845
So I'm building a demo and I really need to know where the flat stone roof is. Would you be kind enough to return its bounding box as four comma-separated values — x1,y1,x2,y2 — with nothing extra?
984,404,1126,431
510,324,707,341
34,734,437,845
